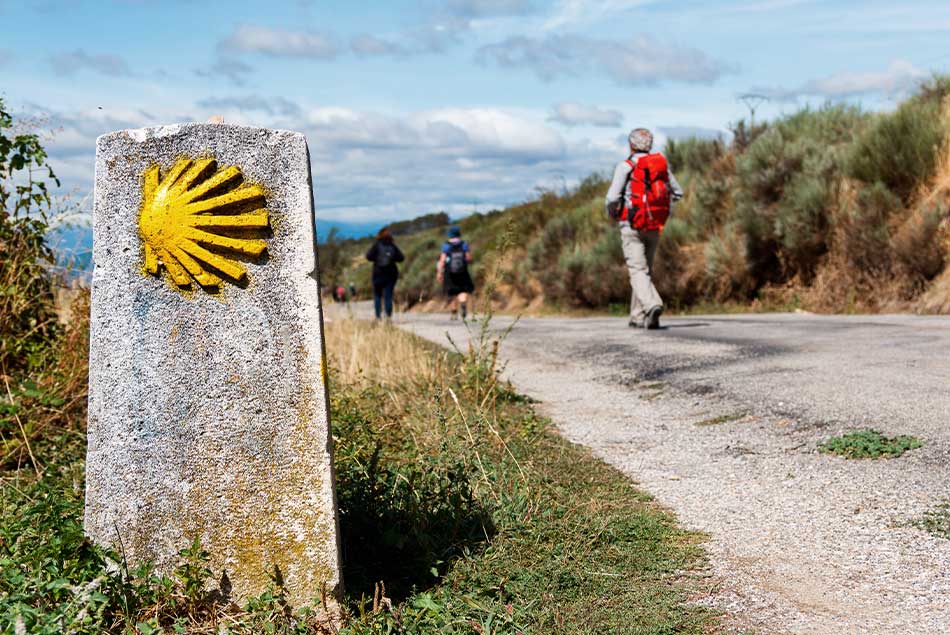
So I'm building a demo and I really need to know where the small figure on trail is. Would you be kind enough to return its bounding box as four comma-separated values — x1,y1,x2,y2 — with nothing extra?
437,225,474,320
332,283,346,303
347,282,356,301
605,128,683,330
365,227,404,320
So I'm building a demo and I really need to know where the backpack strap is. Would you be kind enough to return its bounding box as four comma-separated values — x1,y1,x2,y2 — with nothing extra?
621,157,638,217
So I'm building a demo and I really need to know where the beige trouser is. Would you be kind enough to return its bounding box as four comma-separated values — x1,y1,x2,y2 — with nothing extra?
619,224,662,322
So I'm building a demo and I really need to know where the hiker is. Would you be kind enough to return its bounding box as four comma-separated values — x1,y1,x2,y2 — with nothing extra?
437,225,474,320
348,282,356,301
605,128,683,329
365,227,404,319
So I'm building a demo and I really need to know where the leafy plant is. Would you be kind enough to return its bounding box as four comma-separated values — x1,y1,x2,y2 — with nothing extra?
0,97,61,375
818,429,923,459
914,502,950,540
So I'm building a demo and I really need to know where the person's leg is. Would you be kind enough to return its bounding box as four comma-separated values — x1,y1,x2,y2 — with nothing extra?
620,225,661,325
373,284,383,319
641,229,663,328
458,292,468,319
384,282,395,318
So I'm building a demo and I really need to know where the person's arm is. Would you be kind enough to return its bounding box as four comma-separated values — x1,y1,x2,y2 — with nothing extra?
464,242,473,263
365,242,377,262
436,252,447,282
393,243,405,263
605,160,631,219
668,168,684,201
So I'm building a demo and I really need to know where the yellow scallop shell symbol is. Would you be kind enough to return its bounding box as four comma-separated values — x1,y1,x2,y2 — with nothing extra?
138,157,269,290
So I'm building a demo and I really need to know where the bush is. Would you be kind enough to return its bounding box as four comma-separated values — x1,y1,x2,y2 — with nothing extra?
735,105,868,280
892,203,949,280
552,230,626,307
847,76,950,201
0,98,61,375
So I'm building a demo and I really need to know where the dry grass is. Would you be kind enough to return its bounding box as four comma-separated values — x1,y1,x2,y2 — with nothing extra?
324,314,438,387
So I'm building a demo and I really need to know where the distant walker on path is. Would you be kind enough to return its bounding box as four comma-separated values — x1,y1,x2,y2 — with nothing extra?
365,227,404,320
437,225,474,320
605,128,683,329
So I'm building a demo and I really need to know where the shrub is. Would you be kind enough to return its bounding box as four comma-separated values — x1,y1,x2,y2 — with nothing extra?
847,76,950,202
665,137,725,180
735,105,868,281
552,230,626,307
0,98,61,375
892,203,948,280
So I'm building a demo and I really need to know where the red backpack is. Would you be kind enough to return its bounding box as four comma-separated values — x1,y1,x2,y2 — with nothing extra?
623,153,671,231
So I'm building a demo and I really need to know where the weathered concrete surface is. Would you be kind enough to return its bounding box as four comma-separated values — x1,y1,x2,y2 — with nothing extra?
390,309,950,635
85,123,341,611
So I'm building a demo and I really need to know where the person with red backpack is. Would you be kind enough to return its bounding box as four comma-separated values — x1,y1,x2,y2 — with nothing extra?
605,128,683,329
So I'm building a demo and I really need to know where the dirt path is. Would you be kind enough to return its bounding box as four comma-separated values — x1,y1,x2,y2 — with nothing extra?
385,310,950,634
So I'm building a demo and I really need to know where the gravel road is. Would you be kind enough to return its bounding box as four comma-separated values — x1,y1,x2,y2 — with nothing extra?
387,310,950,635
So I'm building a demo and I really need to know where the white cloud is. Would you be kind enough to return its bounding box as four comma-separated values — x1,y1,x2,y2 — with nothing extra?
49,49,132,77
755,59,928,101
549,102,623,127
477,34,730,85
25,100,626,226
219,24,339,59
350,34,408,57
195,58,254,86
413,108,566,159
197,95,301,117
542,0,659,31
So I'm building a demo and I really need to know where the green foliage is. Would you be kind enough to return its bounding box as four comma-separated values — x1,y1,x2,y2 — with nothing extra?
0,97,62,375
327,78,950,314
847,76,950,202
338,321,713,634
2,305,714,634
735,104,868,279
818,429,923,459
664,136,725,182
333,383,493,602
914,502,950,540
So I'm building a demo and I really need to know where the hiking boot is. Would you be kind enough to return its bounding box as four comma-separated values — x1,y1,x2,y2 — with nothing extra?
645,305,663,330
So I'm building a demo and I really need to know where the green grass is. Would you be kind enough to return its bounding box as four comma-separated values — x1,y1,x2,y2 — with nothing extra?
914,502,950,540
335,320,717,633
1,314,719,634
818,429,923,459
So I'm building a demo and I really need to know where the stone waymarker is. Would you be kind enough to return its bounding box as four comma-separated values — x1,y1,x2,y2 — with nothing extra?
85,123,341,612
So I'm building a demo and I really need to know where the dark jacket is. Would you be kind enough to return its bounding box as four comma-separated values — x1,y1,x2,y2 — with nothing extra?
365,238,405,287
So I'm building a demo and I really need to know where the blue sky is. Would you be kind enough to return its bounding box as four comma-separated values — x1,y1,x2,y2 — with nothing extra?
3,0,950,235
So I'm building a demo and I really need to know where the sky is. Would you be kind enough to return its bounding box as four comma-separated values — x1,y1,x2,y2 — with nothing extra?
3,0,950,237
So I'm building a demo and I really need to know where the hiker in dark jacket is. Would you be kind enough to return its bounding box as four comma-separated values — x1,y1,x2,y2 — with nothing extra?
437,225,474,320
365,228,405,320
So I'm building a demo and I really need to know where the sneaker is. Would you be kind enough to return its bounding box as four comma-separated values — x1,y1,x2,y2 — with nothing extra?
646,305,663,330
628,318,644,328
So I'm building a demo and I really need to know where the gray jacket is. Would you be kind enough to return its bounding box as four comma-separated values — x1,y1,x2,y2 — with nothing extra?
605,152,683,219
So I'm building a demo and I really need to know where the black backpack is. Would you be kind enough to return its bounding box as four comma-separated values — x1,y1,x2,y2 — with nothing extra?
376,242,396,268
447,242,467,274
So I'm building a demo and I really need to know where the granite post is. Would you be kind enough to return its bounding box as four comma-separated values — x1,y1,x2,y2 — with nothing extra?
84,123,341,612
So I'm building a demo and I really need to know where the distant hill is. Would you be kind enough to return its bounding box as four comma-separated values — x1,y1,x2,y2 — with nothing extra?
328,77,950,315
